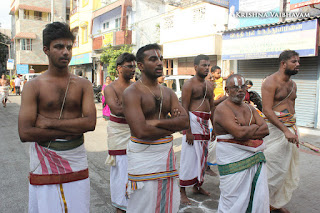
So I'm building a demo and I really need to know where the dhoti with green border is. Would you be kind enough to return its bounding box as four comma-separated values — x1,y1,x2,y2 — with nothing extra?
216,134,269,213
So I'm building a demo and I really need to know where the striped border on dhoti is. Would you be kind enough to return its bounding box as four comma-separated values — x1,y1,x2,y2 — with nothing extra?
109,114,127,124
128,170,178,181
156,178,174,213
130,136,173,145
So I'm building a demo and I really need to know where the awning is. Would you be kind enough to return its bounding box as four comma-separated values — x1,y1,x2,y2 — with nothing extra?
17,4,51,13
14,32,37,39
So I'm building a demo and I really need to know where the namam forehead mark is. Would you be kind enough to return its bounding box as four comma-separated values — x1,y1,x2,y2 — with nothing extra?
232,76,245,86
145,49,162,61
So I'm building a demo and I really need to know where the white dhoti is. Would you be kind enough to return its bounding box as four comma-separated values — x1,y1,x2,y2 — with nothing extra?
29,136,90,213
179,111,211,187
126,136,180,213
106,114,131,210
263,112,299,208
0,85,9,102
217,134,269,213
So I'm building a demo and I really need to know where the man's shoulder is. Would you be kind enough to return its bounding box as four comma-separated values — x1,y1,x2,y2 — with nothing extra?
123,82,139,95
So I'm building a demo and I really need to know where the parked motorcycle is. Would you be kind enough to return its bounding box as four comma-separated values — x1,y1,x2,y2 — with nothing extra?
93,85,102,102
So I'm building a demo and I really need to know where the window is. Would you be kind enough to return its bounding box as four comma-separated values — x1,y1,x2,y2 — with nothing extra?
164,16,174,29
82,26,88,44
115,18,121,30
24,10,30,19
193,7,206,22
20,39,32,51
103,22,109,30
34,11,42,21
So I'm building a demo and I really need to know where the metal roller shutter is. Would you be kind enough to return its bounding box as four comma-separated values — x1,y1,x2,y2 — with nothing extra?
238,57,318,128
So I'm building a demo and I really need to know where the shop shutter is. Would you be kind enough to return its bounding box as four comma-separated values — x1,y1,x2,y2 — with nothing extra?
238,57,318,128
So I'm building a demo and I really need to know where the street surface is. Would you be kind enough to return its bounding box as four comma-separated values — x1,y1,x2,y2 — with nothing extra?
1,95,320,213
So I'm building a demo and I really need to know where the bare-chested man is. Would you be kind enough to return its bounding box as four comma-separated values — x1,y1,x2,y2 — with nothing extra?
179,54,215,204
18,22,96,212
0,74,10,107
214,74,269,213
104,53,136,212
262,50,300,213
122,43,189,213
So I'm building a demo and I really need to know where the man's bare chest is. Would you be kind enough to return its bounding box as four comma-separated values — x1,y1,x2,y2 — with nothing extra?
38,85,83,112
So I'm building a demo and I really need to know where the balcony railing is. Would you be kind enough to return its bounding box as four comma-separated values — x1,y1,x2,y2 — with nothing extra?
92,29,132,50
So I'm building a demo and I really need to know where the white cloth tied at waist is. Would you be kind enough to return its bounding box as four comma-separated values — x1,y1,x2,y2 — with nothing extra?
105,114,131,166
126,136,177,197
216,134,269,213
30,142,88,175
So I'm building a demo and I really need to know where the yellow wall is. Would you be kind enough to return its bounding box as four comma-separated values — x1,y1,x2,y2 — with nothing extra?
93,0,101,11
70,0,94,56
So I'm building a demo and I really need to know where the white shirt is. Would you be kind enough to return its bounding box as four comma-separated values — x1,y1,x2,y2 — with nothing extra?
14,78,21,87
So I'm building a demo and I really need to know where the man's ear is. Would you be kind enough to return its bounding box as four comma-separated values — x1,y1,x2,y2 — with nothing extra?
137,62,143,71
225,86,229,94
43,46,49,56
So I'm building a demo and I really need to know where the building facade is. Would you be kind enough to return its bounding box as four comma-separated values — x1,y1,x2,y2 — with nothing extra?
222,0,320,128
10,0,69,75
160,0,228,76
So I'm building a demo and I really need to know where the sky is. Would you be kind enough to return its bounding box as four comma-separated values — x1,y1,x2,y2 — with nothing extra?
0,0,12,29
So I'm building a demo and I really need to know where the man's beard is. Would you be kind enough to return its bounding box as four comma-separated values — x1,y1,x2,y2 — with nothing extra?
285,69,298,76
230,95,244,104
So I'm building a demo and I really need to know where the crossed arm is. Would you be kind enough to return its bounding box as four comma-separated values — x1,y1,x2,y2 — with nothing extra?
104,84,123,115
214,105,267,140
18,81,96,143
122,87,189,141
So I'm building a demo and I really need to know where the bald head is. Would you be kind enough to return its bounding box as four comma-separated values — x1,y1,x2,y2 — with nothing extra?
225,74,246,104
226,74,245,87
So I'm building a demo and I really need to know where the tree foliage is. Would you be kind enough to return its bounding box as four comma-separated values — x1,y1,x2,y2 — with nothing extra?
100,44,132,80
0,32,10,74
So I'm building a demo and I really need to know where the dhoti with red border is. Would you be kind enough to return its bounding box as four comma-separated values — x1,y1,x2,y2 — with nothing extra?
126,136,180,213
179,111,211,188
105,114,131,210
28,135,90,213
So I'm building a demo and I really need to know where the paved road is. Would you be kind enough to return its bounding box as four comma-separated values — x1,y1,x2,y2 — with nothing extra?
1,95,320,213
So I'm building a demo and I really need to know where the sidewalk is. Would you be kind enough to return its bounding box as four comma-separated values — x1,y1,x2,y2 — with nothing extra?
1,95,320,213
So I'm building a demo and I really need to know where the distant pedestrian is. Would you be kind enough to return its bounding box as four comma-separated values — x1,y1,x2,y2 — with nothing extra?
0,74,10,107
14,76,21,95
102,76,112,120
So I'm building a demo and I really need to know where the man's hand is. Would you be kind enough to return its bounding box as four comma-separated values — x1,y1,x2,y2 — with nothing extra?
210,132,215,142
284,130,299,146
186,131,194,145
35,114,51,129
172,108,181,118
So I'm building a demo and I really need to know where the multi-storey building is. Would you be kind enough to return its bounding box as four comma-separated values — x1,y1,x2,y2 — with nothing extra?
69,0,95,82
91,0,133,85
160,0,228,76
9,0,70,74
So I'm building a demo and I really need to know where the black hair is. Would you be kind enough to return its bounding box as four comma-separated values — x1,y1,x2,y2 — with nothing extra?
211,65,221,73
116,53,136,67
136,43,161,63
245,80,253,86
279,50,299,64
194,54,209,65
43,22,75,48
